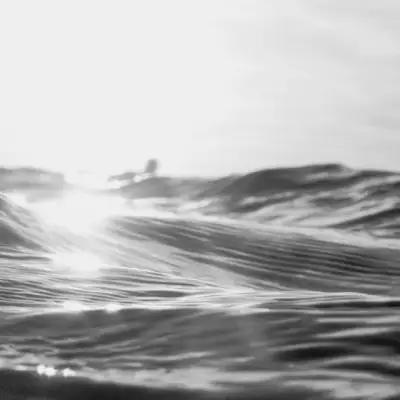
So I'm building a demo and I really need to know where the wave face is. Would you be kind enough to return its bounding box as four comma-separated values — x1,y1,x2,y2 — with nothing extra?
1,163,400,400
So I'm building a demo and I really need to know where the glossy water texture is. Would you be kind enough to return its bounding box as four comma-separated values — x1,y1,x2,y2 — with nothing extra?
0,164,400,399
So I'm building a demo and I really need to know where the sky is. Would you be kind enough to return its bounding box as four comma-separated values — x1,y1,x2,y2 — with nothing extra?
1,0,400,176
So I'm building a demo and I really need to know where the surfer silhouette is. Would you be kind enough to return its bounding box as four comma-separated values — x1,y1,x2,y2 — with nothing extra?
144,159,159,176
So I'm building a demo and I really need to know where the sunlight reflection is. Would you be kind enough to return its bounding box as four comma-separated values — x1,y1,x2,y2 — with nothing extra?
5,192,28,208
64,171,110,190
50,251,104,277
36,364,77,378
105,303,122,313
59,301,123,313
37,364,57,377
30,192,125,232
62,300,89,313
62,368,76,378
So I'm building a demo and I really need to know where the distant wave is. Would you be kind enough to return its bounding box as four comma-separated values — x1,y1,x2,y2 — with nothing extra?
2,162,400,233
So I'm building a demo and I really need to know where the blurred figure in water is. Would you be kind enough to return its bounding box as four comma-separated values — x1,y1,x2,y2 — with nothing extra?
108,159,159,186
144,159,159,177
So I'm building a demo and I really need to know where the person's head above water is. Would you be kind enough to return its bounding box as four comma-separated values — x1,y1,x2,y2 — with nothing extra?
144,159,159,175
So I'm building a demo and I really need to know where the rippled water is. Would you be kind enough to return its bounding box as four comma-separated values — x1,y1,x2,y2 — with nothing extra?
1,164,400,399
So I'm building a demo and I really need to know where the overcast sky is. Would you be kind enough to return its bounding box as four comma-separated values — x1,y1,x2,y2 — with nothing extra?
1,0,399,176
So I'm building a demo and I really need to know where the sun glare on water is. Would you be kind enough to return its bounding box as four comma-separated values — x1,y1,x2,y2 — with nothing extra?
50,250,105,276
31,192,125,232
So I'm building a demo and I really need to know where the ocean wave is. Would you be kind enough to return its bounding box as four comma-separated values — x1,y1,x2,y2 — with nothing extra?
1,164,400,399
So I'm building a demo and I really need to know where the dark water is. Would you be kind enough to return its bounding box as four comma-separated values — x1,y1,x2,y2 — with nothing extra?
0,163,400,399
